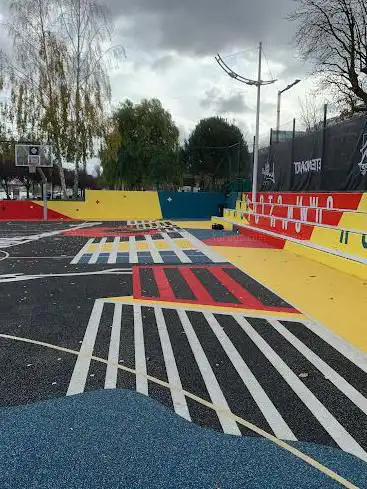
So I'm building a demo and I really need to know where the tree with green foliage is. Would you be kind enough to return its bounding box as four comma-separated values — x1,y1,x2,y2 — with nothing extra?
183,116,249,191
101,98,182,190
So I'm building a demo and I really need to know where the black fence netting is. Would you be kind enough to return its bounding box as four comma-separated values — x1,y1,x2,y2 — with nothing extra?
254,116,367,192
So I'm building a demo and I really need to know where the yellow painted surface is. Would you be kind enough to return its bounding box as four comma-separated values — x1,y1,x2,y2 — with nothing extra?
107,296,304,319
174,220,213,229
45,190,162,220
358,193,367,212
175,239,193,249
338,211,367,232
285,241,367,281
136,241,148,251
154,240,170,250
311,226,366,260
215,246,367,352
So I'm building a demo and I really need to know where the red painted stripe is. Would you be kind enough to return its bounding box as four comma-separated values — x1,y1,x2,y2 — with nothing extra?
133,266,142,299
209,267,264,309
152,267,176,302
179,268,214,304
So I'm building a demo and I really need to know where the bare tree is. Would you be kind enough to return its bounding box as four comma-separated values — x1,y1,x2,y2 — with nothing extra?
290,0,367,114
298,94,320,131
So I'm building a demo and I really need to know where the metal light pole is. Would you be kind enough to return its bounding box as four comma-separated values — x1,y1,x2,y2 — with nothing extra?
215,42,276,204
276,79,301,142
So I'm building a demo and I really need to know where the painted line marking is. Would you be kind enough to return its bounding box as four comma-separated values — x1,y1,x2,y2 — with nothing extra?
71,238,95,265
181,229,226,263
204,312,296,441
154,307,191,421
129,236,138,263
0,332,361,488
89,237,108,264
301,320,367,374
67,300,105,396
145,235,164,263
178,309,241,436
269,319,367,417
235,316,367,462
105,303,123,389
160,232,192,263
134,305,148,395
108,237,121,264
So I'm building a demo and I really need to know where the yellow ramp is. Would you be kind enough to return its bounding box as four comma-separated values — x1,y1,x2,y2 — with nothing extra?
215,246,367,352
46,190,162,220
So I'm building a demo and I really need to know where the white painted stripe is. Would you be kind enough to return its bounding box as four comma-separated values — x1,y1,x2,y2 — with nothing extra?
238,199,367,216
89,237,108,264
160,232,192,263
235,316,367,461
108,237,121,264
154,308,191,420
70,238,94,264
268,319,367,417
129,236,138,263
134,305,148,395
178,309,241,435
67,300,104,395
205,313,296,440
105,303,123,389
301,320,367,374
145,235,164,263
180,230,226,263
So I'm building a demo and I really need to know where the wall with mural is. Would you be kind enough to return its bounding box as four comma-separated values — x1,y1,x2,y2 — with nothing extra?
0,190,227,221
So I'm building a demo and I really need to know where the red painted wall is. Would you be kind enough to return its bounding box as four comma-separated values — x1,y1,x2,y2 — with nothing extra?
0,201,71,220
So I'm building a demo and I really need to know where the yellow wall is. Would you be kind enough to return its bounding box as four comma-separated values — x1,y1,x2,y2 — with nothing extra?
310,226,367,260
44,190,162,220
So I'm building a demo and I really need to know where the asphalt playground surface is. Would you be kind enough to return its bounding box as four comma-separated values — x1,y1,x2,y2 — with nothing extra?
0,220,366,488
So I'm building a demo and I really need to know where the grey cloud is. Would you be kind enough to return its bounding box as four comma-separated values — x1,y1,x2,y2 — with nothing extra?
151,54,176,72
108,0,296,56
201,88,248,114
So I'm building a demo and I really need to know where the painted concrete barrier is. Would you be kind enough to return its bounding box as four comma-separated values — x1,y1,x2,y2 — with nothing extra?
0,190,227,221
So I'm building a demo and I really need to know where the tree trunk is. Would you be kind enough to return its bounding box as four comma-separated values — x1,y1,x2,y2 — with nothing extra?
73,163,79,200
56,160,68,199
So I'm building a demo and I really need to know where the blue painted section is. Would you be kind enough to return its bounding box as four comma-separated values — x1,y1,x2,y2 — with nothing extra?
0,390,366,488
158,192,226,219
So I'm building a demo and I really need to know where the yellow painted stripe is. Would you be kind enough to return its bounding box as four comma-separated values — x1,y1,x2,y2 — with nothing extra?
357,194,367,212
310,227,366,260
175,239,193,249
173,220,213,229
136,241,148,251
0,332,360,488
154,240,170,250
339,212,367,232
216,246,367,352
107,296,304,319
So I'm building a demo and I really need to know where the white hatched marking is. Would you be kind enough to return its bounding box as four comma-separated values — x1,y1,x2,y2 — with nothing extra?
160,232,191,263
105,303,123,389
134,305,148,395
108,237,121,264
129,236,138,263
302,320,367,374
145,235,164,263
70,238,94,264
180,230,225,263
235,316,367,462
89,237,108,264
154,308,191,420
178,309,241,435
205,313,296,440
269,319,367,416
67,300,104,395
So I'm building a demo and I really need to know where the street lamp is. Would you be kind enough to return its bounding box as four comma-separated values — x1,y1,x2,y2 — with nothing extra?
276,79,301,142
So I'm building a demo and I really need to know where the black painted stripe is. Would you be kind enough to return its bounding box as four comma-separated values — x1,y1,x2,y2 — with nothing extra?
217,314,337,447
163,308,211,403
164,268,196,300
248,318,367,449
117,305,136,390
281,321,367,397
191,268,241,304
92,302,115,360
142,307,169,383
139,268,159,298
187,311,272,436
223,268,293,308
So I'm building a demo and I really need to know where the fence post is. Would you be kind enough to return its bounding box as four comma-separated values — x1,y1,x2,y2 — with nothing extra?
321,103,328,190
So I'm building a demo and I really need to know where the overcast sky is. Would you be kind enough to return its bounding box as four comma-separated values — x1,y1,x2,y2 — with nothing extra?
0,0,329,150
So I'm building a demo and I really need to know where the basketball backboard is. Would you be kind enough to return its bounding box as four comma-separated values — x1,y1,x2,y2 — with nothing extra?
15,144,53,168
